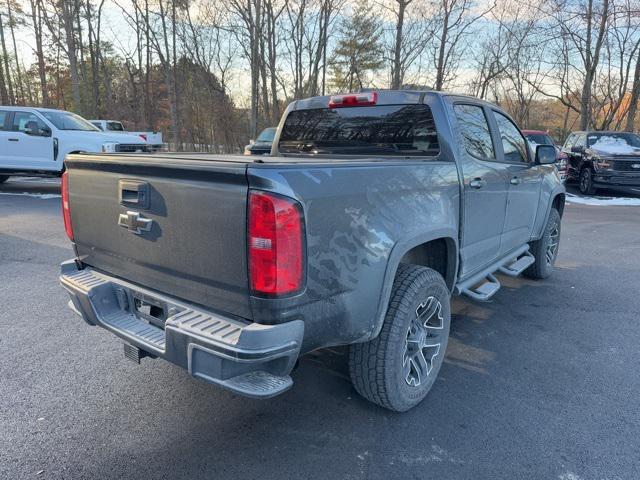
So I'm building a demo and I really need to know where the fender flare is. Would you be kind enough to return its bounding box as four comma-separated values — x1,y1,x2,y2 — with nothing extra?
365,227,459,342
537,187,566,240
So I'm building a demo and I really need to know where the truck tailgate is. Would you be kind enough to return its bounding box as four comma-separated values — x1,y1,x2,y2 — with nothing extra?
65,154,252,319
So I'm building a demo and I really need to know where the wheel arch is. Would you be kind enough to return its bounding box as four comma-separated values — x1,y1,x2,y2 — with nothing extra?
552,192,566,217
368,229,458,341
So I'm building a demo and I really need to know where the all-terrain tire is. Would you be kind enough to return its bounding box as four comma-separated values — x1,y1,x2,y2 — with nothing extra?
579,167,597,195
525,208,561,280
348,264,451,412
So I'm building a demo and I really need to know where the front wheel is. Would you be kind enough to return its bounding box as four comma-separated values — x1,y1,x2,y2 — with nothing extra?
0,175,9,184
349,265,451,412
525,208,561,279
579,168,597,195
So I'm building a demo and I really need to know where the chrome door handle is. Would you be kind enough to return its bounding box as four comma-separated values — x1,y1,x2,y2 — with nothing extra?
469,178,485,189
510,177,521,185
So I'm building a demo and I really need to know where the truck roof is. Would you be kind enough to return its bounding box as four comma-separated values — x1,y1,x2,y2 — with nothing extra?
0,105,75,114
290,89,494,111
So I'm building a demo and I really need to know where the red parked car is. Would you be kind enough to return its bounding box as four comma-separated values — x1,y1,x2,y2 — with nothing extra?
522,130,568,182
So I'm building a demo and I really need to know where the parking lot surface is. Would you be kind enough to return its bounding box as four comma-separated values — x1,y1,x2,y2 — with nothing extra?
1,178,639,479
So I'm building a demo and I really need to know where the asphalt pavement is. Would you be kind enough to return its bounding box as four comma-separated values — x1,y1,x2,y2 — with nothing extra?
1,177,639,479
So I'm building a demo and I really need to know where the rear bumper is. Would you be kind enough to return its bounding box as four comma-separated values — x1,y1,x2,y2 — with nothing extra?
60,259,304,398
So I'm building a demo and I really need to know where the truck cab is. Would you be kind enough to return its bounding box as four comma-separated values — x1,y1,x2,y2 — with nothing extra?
0,107,148,182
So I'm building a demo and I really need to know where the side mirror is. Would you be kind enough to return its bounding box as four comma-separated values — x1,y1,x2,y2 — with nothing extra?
535,145,557,165
40,126,52,137
571,145,584,154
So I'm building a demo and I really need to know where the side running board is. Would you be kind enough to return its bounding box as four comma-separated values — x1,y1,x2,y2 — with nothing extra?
462,273,501,301
499,252,535,277
455,245,533,302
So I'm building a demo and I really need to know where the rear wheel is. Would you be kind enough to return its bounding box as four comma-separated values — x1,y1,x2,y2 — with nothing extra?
0,175,9,184
349,264,451,412
525,208,561,280
579,167,597,195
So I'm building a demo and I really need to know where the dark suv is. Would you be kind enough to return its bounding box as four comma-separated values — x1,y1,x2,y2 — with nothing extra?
562,131,640,194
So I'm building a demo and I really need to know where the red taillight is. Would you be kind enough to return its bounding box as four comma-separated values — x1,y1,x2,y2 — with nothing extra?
328,91,377,108
248,191,304,296
61,171,74,241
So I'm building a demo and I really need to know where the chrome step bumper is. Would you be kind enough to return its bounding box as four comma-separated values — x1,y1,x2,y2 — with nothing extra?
60,259,303,398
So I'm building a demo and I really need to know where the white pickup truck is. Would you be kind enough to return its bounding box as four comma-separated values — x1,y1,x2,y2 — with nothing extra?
89,120,164,152
0,107,149,183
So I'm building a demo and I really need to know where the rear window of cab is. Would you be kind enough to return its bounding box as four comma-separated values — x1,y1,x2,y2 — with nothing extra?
278,104,440,157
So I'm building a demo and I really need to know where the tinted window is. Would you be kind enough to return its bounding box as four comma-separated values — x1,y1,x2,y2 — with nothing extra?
107,121,124,131
563,134,576,149
454,104,495,161
0,111,7,130
279,105,439,156
494,111,528,163
12,112,47,133
524,133,554,146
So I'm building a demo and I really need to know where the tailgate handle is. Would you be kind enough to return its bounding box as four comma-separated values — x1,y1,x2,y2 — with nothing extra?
119,179,150,209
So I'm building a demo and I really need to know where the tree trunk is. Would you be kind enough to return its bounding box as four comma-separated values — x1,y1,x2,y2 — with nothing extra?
435,4,450,91
250,0,262,139
30,0,49,105
157,0,178,149
60,0,82,109
579,0,609,130
391,0,406,89
626,51,640,132
0,14,14,105
7,1,23,103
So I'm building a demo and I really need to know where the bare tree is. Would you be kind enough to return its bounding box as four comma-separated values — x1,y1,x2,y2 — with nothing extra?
430,0,493,91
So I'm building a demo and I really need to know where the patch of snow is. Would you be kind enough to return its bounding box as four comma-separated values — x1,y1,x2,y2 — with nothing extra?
566,192,640,206
589,135,640,155
0,192,61,199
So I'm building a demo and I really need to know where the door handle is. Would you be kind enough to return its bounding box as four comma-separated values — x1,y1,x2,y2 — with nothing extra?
119,179,150,209
510,177,521,185
469,178,485,189
8,138,18,142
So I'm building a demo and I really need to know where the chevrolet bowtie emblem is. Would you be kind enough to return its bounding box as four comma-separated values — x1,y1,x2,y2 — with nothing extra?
118,211,153,234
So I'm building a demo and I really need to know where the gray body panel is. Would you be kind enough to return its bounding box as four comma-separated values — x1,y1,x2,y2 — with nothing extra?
63,91,565,356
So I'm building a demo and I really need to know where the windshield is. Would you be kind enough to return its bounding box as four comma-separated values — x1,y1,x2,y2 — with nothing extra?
39,110,100,131
525,134,554,146
256,127,276,143
279,104,439,156
587,133,640,149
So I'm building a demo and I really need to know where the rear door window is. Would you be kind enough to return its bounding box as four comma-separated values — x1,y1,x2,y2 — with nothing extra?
493,111,529,163
453,104,495,161
278,104,439,156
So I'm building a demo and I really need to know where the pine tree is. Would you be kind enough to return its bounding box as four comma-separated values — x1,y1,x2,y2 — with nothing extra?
329,0,384,92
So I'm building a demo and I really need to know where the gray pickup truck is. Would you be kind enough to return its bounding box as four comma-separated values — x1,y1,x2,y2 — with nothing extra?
59,90,565,411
